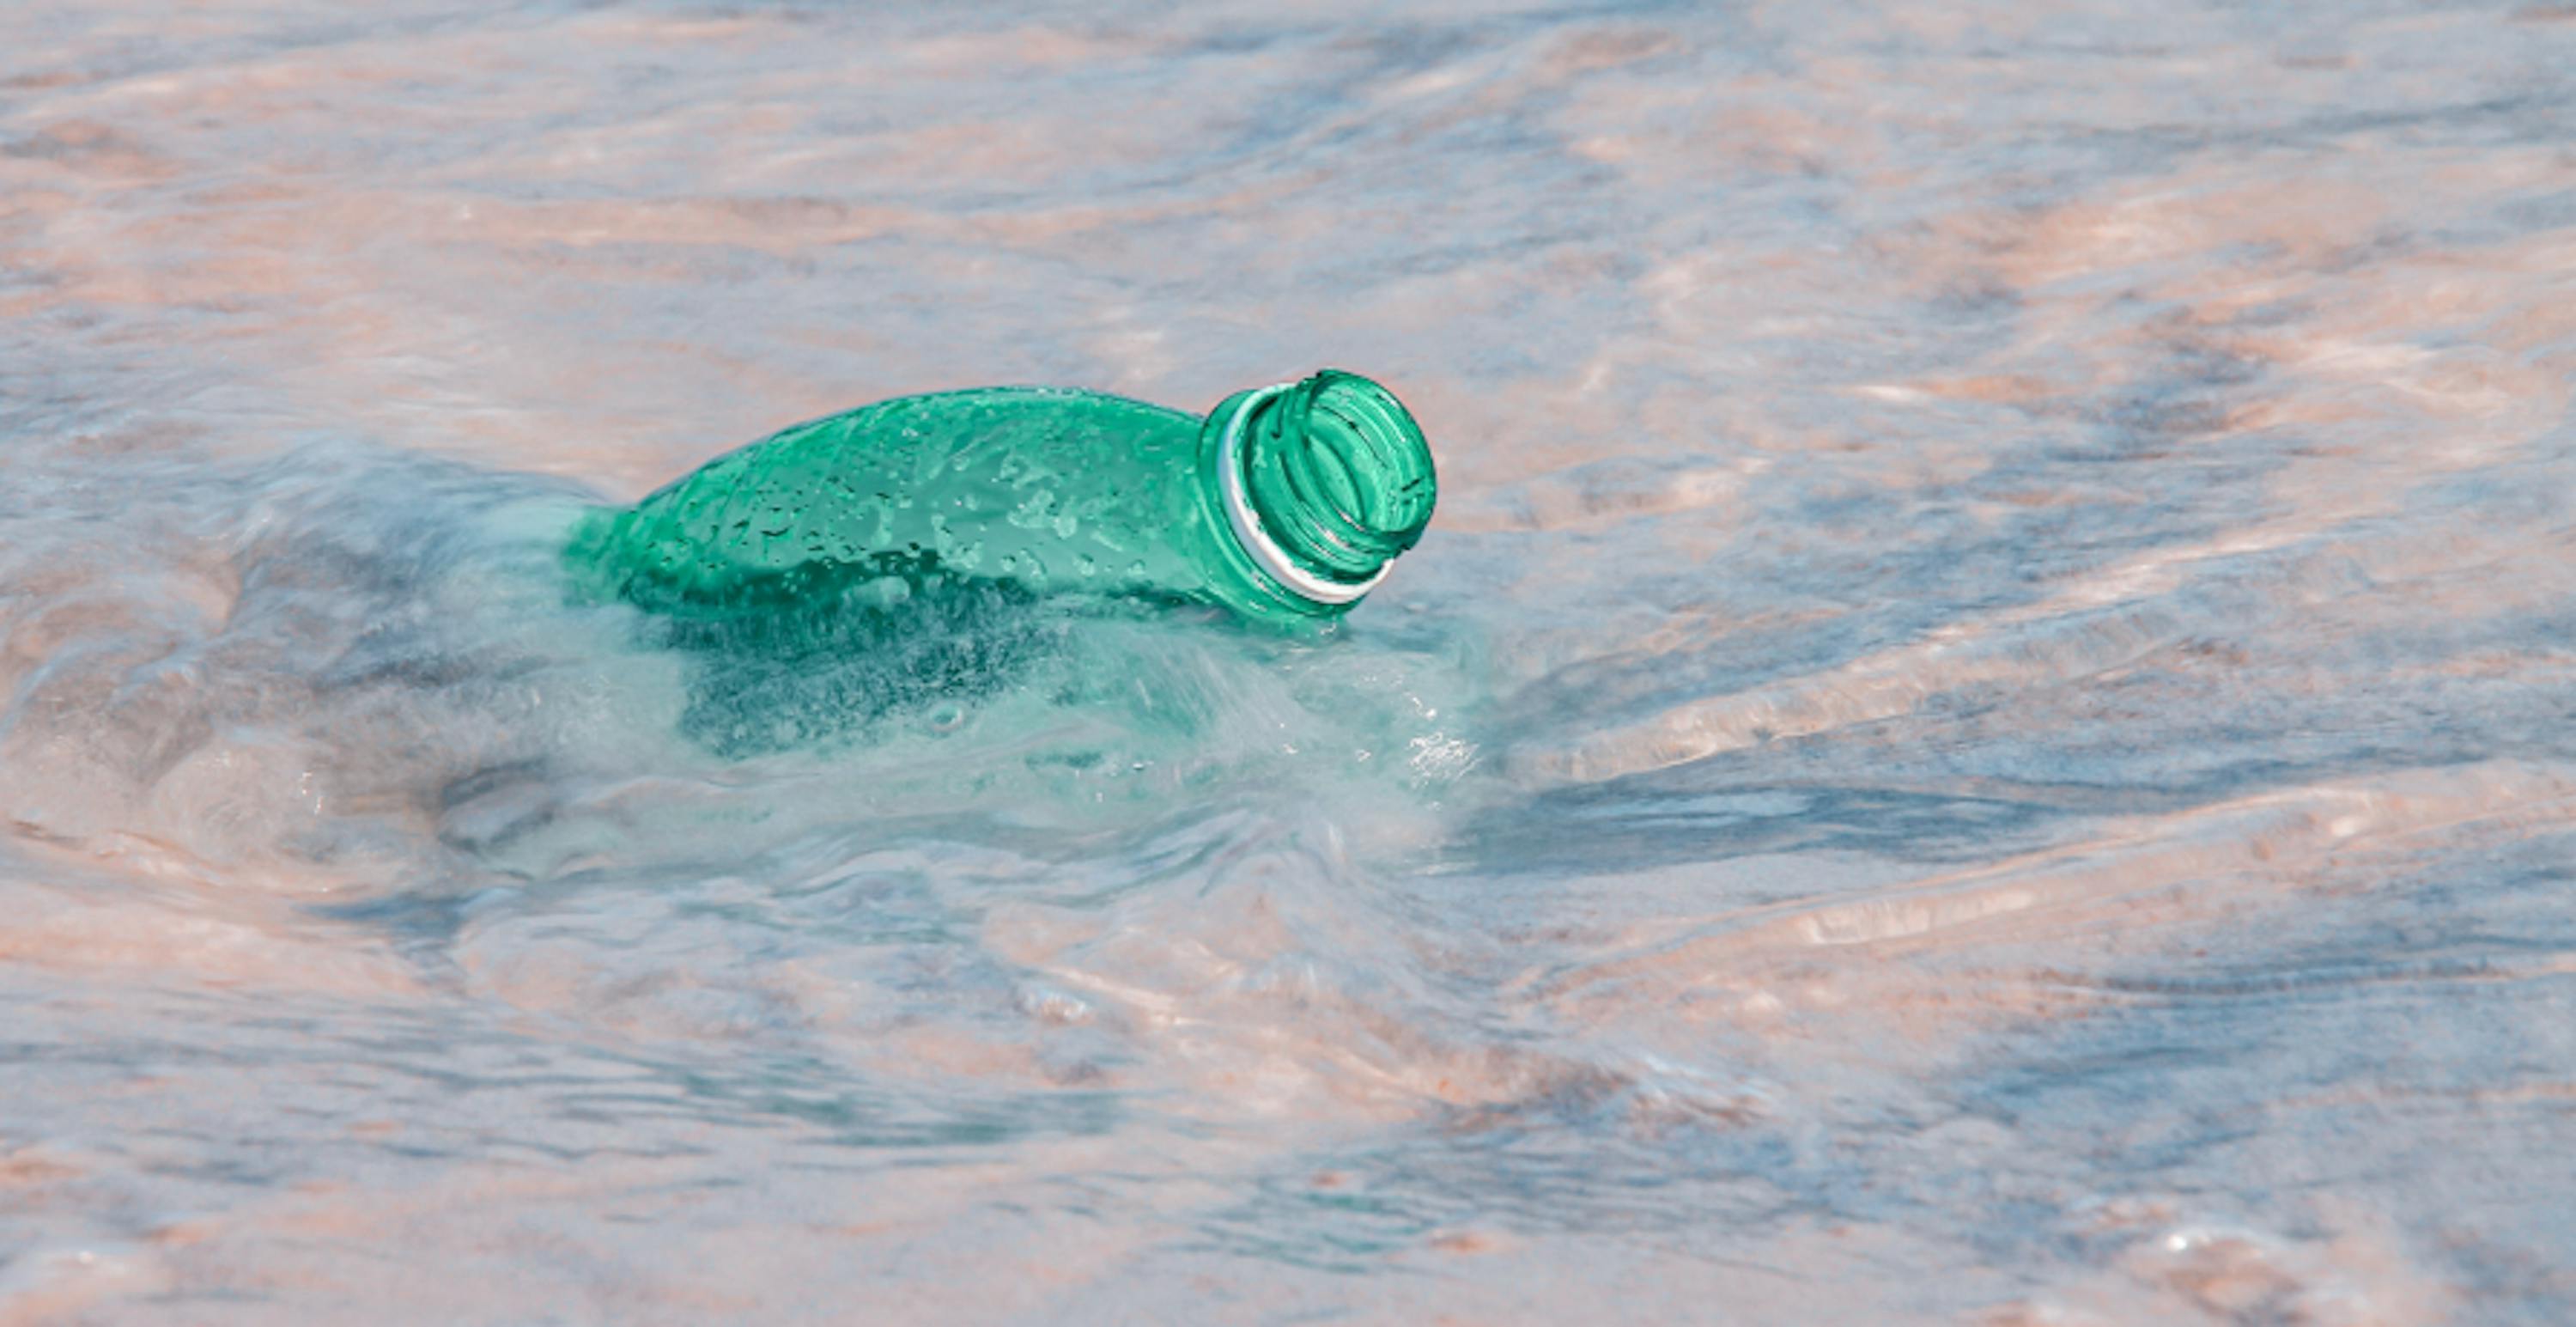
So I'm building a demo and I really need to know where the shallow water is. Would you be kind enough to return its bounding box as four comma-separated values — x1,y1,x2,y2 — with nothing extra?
5,1,2576,1321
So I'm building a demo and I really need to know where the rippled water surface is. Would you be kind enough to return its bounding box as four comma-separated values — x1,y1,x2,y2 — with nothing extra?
7,2,2576,1321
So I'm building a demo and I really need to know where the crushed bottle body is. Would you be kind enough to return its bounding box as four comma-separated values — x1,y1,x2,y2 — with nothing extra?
568,371,1437,631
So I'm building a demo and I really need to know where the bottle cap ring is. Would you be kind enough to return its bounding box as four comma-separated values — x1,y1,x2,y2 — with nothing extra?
1217,382,1392,606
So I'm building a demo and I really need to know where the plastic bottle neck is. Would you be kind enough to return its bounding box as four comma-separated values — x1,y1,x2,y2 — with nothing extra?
1206,370,1437,608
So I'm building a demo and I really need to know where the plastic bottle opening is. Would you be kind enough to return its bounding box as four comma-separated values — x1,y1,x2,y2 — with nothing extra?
1221,370,1437,606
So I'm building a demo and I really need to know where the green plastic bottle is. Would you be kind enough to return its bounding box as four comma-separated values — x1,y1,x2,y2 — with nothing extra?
565,369,1437,630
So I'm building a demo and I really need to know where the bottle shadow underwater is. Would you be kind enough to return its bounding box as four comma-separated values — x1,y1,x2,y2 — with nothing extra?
0,374,1477,892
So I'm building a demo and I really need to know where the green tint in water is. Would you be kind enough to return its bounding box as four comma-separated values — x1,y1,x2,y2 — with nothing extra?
565,369,1437,630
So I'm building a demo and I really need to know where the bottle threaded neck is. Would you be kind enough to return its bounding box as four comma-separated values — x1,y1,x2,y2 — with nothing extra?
1218,370,1437,607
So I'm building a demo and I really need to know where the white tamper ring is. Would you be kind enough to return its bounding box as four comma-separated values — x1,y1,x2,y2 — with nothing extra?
1217,383,1392,606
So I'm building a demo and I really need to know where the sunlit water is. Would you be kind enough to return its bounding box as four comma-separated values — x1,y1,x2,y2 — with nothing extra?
5,2,2576,1322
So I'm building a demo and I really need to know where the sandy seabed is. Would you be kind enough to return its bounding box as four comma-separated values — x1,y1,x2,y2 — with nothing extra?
5,2,2576,1322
